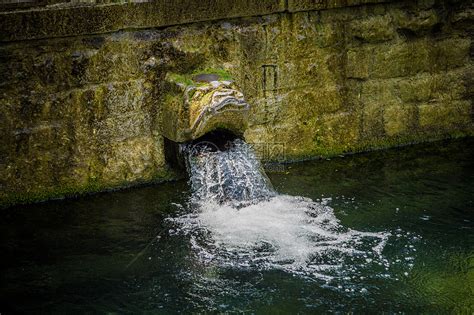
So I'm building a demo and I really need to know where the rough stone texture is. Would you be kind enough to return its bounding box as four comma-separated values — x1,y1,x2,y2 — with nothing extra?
288,0,393,12
162,78,249,142
1,0,473,206
0,0,286,41
0,33,176,206
349,13,396,43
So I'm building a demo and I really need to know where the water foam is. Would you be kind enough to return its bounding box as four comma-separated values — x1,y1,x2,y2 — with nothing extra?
169,139,413,283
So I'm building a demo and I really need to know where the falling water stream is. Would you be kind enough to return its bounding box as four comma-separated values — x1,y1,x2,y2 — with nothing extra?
169,139,414,285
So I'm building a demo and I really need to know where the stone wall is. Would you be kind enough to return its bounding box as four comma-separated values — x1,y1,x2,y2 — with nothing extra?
1,0,473,206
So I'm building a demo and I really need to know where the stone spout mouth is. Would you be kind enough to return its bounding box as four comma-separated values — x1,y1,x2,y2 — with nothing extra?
162,77,250,143
190,89,250,136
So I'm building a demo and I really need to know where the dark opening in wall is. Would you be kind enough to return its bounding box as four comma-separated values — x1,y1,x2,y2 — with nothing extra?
188,129,242,151
163,137,186,173
163,129,242,173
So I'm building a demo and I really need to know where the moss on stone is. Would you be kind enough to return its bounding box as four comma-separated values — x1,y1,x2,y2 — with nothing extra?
391,8,439,35
349,14,395,43
419,101,471,130
288,0,394,12
0,0,286,41
302,131,472,162
167,73,195,87
167,68,234,88
0,166,179,209
346,48,371,79
1,1,473,207
192,68,234,81
383,104,417,136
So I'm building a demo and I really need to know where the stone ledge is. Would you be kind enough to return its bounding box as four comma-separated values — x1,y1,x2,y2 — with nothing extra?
0,0,286,42
287,0,394,12
0,0,404,42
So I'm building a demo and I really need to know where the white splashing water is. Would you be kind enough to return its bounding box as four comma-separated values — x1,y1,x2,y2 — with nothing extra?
169,139,413,282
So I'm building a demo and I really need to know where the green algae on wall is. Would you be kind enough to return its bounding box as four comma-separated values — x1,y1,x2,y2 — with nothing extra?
0,0,473,206
0,34,182,207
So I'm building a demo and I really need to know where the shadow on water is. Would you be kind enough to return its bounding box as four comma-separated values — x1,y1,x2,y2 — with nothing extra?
0,138,473,313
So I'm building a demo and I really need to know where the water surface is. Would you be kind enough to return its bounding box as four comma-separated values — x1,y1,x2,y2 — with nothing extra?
1,138,472,313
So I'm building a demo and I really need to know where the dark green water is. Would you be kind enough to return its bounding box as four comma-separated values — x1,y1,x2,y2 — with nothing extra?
1,139,473,313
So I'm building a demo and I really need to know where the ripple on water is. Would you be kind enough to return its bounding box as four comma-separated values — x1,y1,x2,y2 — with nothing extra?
169,139,419,289
169,194,419,288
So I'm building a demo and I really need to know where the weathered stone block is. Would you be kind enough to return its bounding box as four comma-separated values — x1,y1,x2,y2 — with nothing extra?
360,79,401,106
396,69,468,103
418,101,471,129
345,79,363,109
279,53,337,89
392,9,439,34
288,12,343,51
383,104,417,136
397,73,433,103
244,124,310,161
284,85,344,119
85,41,144,84
346,47,372,79
432,38,470,71
361,100,385,138
431,69,469,102
288,0,393,13
101,80,150,115
101,136,165,184
246,111,359,160
451,7,474,28
0,0,286,41
349,14,395,42
313,111,359,155
0,37,148,95
371,39,431,78
0,75,166,207
288,0,328,12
